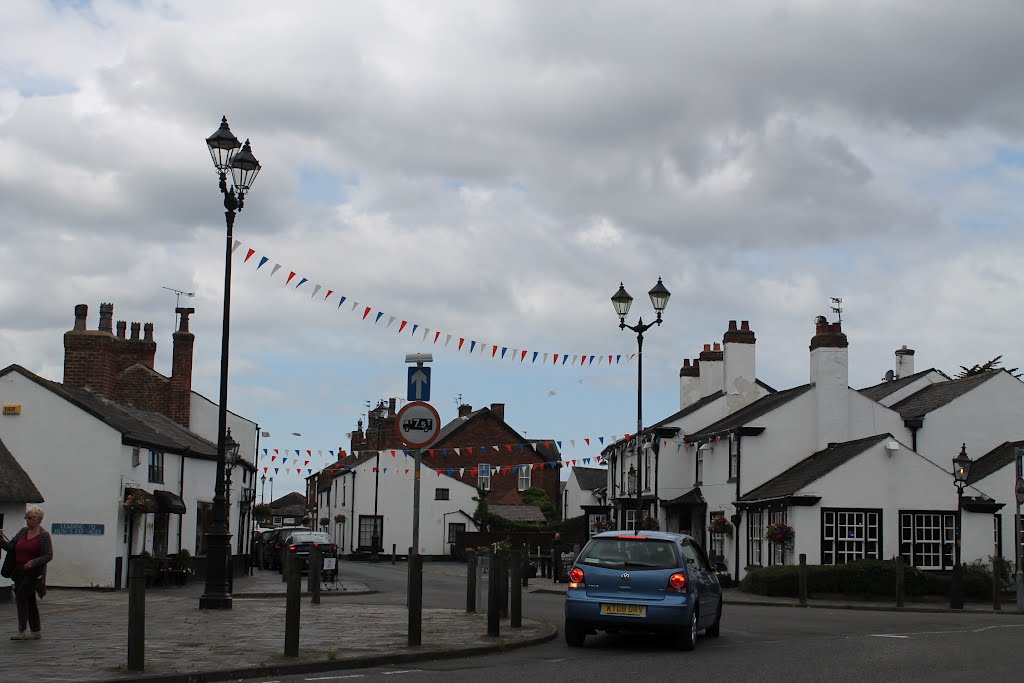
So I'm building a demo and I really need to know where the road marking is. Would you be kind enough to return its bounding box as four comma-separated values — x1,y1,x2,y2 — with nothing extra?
383,671,421,675
305,676,364,681
870,634,909,638
870,624,1024,639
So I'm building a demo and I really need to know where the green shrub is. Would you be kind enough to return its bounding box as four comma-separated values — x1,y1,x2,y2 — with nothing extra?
739,559,928,598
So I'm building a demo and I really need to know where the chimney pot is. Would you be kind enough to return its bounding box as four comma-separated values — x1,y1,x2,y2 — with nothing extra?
388,398,396,415
130,322,140,341
728,320,737,331
116,321,127,339
98,303,114,333
458,404,473,418
741,321,750,331
143,323,154,342
683,359,690,368
73,304,88,331
713,342,721,351
703,344,711,352
175,307,195,333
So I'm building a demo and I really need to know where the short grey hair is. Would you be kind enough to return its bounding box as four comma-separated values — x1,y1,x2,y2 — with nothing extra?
25,506,44,520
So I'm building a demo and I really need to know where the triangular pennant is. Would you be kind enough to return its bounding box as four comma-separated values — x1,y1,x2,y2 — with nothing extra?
501,347,507,359
459,467,465,477
231,239,242,253
257,256,268,269
296,277,308,288
399,320,408,334
271,264,282,277
532,351,539,363
338,296,347,308
352,300,359,312
274,467,279,474
459,338,465,351
387,315,395,328
375,311,384,323
469,340,475,353
311,284,321,298
271,455,277,462
445,334,452,348
286,271,296,285
585,438,590,446
553,354,559,364
363,307,372,320
325,289,333,299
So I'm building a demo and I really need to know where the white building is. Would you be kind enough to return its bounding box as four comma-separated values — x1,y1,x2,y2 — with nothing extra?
562,466,609,527
0,437,44,597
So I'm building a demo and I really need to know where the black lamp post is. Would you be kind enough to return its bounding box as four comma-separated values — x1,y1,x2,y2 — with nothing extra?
201,117,261,610
260,474,267,504
950,443,973,609
370,400,388,561
612,278,670,532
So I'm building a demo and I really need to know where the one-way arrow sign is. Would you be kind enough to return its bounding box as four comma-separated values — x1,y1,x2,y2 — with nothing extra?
407,366,431,401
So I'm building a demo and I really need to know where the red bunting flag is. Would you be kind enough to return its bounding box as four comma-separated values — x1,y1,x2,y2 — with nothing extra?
244,248,255,262
553,354,559,364
296,468,301,474
466,447,474,454
286,271,296,285
274,449,279,454
521,350,528,362
505,445,513,452
399,320,407,333
458,338,465,350
304,460,310,466
405,469,409,474
585,438,590,445
271,456,276,462
372,467,377,472
434,331,441,344
363,307,371,320
306,450,312,456
391,450,397,457
263,466,268,473
325,289,333,299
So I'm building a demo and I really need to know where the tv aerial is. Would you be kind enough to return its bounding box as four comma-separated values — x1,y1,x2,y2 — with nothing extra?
162,286,195,308
830,297,843,323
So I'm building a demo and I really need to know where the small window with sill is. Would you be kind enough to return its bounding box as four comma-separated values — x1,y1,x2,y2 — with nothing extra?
517,464,531,491
478,464,491,491
132,447,141,467
148,450,164,484
728,435,738,480
435,488,450,501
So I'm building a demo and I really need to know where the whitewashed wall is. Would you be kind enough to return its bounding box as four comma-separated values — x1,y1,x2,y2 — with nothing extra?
562,470,602,520
328,456,478,556
0,502,27,589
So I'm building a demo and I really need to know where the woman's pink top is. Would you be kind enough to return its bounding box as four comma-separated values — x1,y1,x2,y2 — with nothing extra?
15,533,41,569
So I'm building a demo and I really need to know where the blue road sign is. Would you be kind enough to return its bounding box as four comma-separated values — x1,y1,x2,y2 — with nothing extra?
407,366,431,401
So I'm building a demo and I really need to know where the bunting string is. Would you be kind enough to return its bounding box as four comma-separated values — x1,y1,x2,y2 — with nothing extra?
235,239,637,367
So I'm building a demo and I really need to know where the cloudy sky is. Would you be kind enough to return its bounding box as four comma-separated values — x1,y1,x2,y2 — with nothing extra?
3,0,1023,496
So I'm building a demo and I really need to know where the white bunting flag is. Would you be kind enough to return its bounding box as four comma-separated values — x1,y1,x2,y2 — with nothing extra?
311,284,321,298
271,264,282,277
387,316,396,328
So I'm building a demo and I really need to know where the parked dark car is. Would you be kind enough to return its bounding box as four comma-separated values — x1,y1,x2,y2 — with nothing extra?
281,531,338,577
563,531,722,650
267,526,310,570
252,529,276,568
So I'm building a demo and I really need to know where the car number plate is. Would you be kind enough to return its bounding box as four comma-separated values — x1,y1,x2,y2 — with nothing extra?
600,603,646,617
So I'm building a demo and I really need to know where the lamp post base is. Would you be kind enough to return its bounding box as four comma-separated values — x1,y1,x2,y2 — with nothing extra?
199,594,233,610
199,525,234,610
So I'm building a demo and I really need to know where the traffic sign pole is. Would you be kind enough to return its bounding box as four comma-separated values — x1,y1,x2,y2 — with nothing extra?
1015,464,1023,612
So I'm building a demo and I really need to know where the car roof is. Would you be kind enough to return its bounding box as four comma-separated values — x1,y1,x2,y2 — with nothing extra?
590,530,694,542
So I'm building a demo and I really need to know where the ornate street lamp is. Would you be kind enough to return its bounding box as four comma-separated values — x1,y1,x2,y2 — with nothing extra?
612,278,670,531
950,443,973,609
201,117,261,610
627,465,637,496
370,400,388,561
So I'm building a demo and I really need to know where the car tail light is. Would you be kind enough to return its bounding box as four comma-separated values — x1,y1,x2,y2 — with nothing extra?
569,567,585,588
667,572,687,593
289,545,297,552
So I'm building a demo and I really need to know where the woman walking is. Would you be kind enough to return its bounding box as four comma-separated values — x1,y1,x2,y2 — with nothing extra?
0,506,54,640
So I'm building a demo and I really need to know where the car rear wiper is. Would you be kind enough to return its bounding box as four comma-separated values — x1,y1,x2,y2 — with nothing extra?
623,561,660,568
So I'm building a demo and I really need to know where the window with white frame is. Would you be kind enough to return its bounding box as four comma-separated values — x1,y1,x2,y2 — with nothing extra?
696,449,704,484
768,509,788,566
644,448,651,491
518,464,531,491
625,509,637,530
589,513,608,536
342,477,347,506
478,464,491,491
822,509,880,565
728,435,738,480
747,509,764,567
993,514,1002,559
900,511,955,570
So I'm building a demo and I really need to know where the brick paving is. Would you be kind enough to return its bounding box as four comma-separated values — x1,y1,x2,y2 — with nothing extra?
0,570,555,683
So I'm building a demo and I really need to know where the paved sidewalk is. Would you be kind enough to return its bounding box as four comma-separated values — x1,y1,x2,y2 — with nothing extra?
529,578,1022,614
0,570,555,683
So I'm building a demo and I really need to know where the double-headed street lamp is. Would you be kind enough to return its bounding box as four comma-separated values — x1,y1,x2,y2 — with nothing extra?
201,117,261,610
370,400,388,561
612,278,670,532
950,443,973,610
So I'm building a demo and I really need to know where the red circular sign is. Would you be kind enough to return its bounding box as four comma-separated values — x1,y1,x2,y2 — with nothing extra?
395,401,441,448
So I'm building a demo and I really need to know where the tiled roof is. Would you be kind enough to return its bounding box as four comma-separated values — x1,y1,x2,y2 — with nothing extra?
428,406,561,462
270,491,307,509
572,466,608,491
858,368,946,402
889,371,1001,419
1,364,219,459
652,391,725,428
489,504,547,523
687,384,814,440
738,434,890,502
0,437,43,504
967,440,1024,485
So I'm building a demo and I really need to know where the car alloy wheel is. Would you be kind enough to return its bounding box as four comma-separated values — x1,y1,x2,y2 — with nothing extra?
678,609,697,651
564,619,586,647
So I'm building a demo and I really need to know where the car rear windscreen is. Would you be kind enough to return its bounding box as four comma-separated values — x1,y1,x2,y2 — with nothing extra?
578,538,679,569
288,533,333,544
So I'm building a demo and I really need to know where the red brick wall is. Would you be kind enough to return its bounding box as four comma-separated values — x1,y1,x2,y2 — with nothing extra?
114,366,170,414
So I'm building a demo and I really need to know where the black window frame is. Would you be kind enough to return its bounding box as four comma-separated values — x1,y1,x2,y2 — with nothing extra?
447,522,466,544
358,515,383,551
435,488,450,501
899,509,955,570
148,450,165,484
820,507,882,565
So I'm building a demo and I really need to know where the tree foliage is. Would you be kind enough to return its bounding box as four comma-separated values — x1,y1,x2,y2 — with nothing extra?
520,487,558,522
954,355,1021,379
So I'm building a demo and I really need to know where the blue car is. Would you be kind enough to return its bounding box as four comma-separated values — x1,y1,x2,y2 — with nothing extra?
563,530,722,650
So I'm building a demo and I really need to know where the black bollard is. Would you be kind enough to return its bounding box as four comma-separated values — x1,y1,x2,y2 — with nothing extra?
310,545,321,605
798,554,808,606
487,551,501,637
127,558,145,672
284,554,301,657
521,545,529,588
499,550,509,618
466,550,477,613
408,549,423,646
896,555,905,608
993,557,1002,611
510,549,522,628
392,544,396,566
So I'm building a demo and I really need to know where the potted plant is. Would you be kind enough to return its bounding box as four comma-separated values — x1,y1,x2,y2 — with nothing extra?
639,515,660,530
765,522,795,550
123,492,156,515
334,513,347,524
708,516,732,535
168,549,192,585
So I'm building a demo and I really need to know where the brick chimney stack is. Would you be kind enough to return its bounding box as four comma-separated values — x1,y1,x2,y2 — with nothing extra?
723,320,758,411
489,403,505,422
64,303,117,395
809,315,850,450
458,403,473,418
698,343,724,399
98,303,114,334
169,307,195,427
116,321,127,339
678,358,701,410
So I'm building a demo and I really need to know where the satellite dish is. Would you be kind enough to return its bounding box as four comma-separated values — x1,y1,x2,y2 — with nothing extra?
884,370,895,382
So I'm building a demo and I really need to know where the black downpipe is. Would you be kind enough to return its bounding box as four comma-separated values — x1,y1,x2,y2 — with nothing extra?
734,435,742,582
177,449,186,553
349,471,357,553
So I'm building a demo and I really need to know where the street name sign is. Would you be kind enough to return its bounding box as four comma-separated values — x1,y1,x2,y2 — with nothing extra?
396,400,441,448
407,366,431,401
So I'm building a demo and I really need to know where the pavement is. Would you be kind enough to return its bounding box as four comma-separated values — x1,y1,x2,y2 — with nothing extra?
0,569,555,683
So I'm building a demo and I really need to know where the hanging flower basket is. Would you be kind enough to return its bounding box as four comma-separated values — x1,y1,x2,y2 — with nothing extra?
765,522,795,549
708,516,732,535
123,492,156,515
334,513,347,524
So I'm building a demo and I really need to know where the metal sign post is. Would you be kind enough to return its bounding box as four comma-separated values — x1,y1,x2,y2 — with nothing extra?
1015,470,1023,612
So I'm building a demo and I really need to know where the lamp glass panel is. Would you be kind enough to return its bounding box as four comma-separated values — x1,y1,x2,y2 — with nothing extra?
611,284,633,317
648,278,671,312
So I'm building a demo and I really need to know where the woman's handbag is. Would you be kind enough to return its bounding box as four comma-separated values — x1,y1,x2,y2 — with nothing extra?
0,548,14,579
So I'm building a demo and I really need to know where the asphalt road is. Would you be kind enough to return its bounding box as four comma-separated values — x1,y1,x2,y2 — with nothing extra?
242,561,1024,683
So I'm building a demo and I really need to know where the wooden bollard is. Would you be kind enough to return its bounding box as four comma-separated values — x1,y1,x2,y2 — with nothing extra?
798,554,808,606
896,555,905,608
310,545,321,605
284,554,301,657
127,558,146,672
510,549,522,628
466,550,477,612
